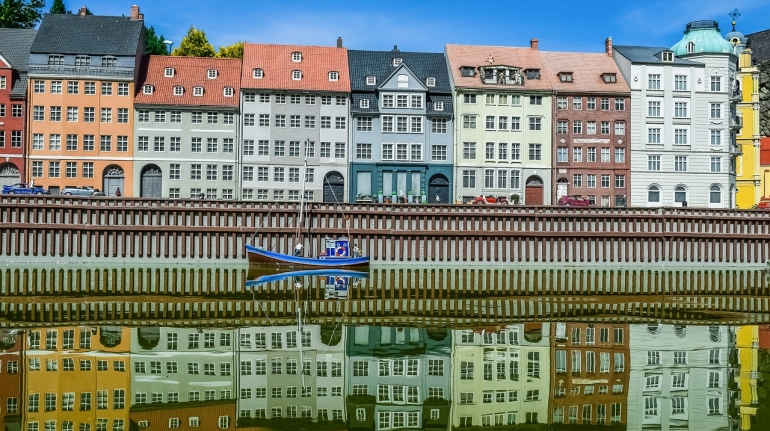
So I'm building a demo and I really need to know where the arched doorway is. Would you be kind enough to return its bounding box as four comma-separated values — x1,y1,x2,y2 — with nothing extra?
555,177,568,201
0,162,21,187
140,164,162,198
102,165,125,197
525,175,544,205
323,171,344,203
428,174,449,204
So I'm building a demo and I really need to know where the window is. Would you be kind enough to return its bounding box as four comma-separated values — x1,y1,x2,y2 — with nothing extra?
292,70,302,80
193,86,203,96
674,156,687,172
674,129,688,145
530,95,543,105
328,71,339,81
648,128,661,144
462,115,476,129
675,75,688,90
142,85,153,95
648,100,661,117
710,76,721,92
603,73,617,83
223,87,234,97
710,103,722,119
710,130,722,146
648,185,660,203
711,157,722,172
529,117,542,130
559,72,573,82
528,144,542,160
573,121,582,134
648,74,661,90
573,97,582,110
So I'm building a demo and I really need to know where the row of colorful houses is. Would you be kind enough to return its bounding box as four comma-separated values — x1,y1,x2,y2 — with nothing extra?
0,6,766,208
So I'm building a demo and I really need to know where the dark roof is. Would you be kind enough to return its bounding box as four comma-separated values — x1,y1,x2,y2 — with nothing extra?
613,45,703,66
351,94,379,114
31,14,143,56
0,29,36,71
426,95,453,116
348,50,451,93
747,29,770,62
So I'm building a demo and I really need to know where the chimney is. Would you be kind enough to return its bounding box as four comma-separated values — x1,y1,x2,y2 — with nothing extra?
530,38,539,50
392,45,399,53
79,6,87,16
130,5,143,21
605,37,613,56
336,37,343,48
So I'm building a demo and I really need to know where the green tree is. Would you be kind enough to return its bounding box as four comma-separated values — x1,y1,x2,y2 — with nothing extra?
49,0,67,13
0,0,45,28
216,41,244,59
171,26,215,57
144,25,168,55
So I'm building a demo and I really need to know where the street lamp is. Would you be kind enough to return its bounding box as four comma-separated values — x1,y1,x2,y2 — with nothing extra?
163,40,173,55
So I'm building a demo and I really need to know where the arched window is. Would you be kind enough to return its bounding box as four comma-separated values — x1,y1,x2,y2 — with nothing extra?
328,71,339,81
647,185,660,203
207,69,218,79
686,41,695,54
164,67,175,77
173,86,184,96
674,185,687,203
253,68,264,79
709,184,722,205
291,70,302,80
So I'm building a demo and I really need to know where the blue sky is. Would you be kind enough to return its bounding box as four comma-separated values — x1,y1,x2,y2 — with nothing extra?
47,0,770,53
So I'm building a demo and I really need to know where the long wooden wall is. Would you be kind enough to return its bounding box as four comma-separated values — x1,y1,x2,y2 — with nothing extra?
2,196,770,263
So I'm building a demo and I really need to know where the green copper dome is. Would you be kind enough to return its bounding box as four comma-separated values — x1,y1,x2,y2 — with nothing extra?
671,20,733,55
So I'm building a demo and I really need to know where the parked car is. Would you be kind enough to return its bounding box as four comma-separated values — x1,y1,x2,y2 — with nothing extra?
1,183,50,195
62,186,106,196
557,195,593,206
473,195,509,205
756,198,770,210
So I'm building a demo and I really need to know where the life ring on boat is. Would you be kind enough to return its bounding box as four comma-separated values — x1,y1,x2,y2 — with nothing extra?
335,246,346,256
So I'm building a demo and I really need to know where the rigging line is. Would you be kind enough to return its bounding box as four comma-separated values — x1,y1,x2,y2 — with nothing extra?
249,201,279,245
249,287,276,328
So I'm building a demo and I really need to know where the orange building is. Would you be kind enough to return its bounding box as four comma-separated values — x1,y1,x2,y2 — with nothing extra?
26,6,145,196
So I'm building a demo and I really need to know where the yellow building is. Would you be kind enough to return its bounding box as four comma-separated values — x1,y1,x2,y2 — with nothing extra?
735,325,759,429
22,327,131,431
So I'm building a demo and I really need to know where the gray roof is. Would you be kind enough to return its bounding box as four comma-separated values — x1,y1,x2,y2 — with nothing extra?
0,29,36,98
426,95,453,116
348,49,451,93
351,94,379,114
31,14,143,56
747,29,770,63
613,45,703,66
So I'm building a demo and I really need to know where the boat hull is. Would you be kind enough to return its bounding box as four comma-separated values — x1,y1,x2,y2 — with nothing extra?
245,244,370,268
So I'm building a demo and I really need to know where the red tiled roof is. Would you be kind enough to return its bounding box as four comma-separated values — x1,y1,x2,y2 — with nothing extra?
445,44,553,91
135,55,242,108
241,43,350,92
539,51,630,94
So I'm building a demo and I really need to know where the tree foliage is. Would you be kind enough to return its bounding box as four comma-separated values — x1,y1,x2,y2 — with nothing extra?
0,0,45,28
216,41,244,59
144,25,168,55
49,0,66,13
171,26,215,57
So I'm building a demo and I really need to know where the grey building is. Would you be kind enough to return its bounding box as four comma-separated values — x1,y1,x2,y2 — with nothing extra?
347,48,454,203
133,56,242,199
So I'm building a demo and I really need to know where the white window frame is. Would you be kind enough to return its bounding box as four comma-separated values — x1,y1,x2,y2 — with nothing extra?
207,69,218,79
253,68,264,78
329,71,339,81
193,87,204,96
164,67,175,77
292,70,302,80
142,85,153,95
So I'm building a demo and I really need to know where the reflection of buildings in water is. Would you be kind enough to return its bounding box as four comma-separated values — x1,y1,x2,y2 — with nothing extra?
450,323,550,428
549,322,630,427
235,324,346,426
129,327,237,408
345,326,452,431
22,326,130,431
735,325,759,430
626,324,736,431
128,399,235,430
0,330,22,430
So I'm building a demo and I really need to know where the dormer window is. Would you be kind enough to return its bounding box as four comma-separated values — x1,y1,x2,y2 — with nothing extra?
328,71,339,81
393,57,403,66
207,69,218,79
662,51,674,62
48,55,64,66
193,86,204,96
602,73,617,83
253,68,264,79
292,70,302,80
686,41,695,54
223,87,234,97
292,52,302,62
164,67,175,77
173,86,184,96
366,76,376,85
426,77,436,87
460,67,476,77
101,56,117,68
525,69,540,80
142,85,154,95
360,99,370,109
558,72,573,82
75,56,91,67
434,101,444,111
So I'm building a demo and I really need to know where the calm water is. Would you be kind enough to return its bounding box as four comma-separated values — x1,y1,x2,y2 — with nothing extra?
0,264,768,430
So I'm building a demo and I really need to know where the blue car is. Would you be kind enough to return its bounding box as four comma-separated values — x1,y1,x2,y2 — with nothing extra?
1,183,50,195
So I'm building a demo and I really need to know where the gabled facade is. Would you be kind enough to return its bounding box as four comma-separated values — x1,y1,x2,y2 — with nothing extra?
133,56,242,199
348,48,454,203
543,41,631,207
26,7,145,196
445,41,553,205
240,42,350,203
0,29,36,187
614,21,738,208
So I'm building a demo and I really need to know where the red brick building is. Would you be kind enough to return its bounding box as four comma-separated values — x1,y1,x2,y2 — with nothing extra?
0,29,36,186
544,39,632,207
549,323,630,429
0,330,23,430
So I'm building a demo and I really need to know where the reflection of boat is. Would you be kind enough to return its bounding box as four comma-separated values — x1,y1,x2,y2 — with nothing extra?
246,237,370,268
245,268,369,288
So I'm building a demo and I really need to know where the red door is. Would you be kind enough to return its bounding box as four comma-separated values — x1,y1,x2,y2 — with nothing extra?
525,176,544,205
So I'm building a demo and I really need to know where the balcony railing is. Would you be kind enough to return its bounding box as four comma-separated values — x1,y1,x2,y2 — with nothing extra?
29,64,134,77
730,116,743,129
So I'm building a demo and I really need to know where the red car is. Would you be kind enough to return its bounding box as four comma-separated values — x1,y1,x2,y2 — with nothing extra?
557,195,593,207
757,198,770,210
473,195,509,205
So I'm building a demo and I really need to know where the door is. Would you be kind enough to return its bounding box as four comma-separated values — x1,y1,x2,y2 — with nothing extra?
428,174,450,204
0,162,21,187
140,165,163,198
103,165,125,197
525,176,544,205
323,171,345,203
556,178,568,201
